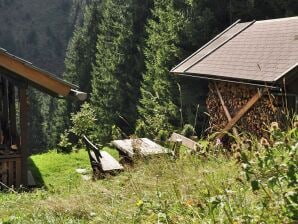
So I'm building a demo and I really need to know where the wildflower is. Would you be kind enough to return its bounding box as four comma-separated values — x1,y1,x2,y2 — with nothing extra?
136,200,143,207
215,138,222,146
241,163,249,170
270,122,279,131
260,137,270,149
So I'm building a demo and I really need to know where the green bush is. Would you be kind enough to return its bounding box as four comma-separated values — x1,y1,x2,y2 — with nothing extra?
240,122,298,221
58,103,98,151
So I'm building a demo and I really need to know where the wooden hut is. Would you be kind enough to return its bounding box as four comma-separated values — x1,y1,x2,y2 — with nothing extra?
171,17,298,138
0,48,86,187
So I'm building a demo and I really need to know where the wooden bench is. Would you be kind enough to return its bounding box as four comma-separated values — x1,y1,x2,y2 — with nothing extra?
169,133,200,157
111,138,168,163
82,135,123,178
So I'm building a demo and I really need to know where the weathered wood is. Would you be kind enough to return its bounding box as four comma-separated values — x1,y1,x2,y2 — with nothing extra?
218,89,263,139
83,135,123,175
100,151,124,171
112,138,168,159
172,139,182,158
8,83,17,147
214,82,239,137
2,78,9,145
169,133,198,151
0,53,71,97
20,87,28,186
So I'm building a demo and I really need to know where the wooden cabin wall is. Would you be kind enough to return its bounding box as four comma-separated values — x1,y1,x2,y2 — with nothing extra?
0,72,28,187
0,76,19,150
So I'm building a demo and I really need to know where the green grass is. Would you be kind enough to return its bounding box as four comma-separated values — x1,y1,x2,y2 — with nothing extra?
0,144,294,223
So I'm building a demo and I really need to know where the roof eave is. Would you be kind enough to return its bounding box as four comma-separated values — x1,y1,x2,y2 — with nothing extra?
174,72,281,90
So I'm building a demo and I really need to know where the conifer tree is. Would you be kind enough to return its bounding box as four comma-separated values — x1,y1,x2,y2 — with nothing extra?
52,2,102,144
135,0,185,139
91,0,151,142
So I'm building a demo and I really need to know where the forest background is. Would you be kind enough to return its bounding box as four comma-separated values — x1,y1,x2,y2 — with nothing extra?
0,0,297,151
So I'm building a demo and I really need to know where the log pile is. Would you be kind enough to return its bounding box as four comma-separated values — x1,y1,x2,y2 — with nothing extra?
206,82,280,138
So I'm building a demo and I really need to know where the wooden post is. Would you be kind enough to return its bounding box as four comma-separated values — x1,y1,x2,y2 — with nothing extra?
8,83,17,147
2,78,9,145
218,89,263,139
172,139,182,159
0,78,3,144
214,82,239,137
19,87,28,186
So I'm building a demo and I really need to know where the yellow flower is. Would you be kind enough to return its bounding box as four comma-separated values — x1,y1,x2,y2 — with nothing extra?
136,200,143,207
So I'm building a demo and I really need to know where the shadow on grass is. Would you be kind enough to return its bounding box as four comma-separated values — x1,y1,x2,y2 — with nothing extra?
27,157,46,189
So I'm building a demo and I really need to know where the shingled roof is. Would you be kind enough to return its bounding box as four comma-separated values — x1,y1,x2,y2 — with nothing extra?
171,17,298,85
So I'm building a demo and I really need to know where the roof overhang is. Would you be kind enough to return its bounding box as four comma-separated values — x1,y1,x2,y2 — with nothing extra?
171,16,298,87
0,48,87,101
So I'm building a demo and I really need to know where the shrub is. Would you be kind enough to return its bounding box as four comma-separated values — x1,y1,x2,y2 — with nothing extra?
240,122,298,221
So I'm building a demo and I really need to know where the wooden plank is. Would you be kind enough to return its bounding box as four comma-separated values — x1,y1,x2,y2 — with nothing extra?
2,161,7,185
2,78,9,145
100,151,124,171
15,158,21,187
8,160,14,186
218,89,263,139
112,138,168,159
214,82,239,136
0,53,71,96
169,133,198,151
19,87,28,186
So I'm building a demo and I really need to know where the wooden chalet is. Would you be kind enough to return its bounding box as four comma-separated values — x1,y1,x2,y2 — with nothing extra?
171,17,298,138
0,48,86,188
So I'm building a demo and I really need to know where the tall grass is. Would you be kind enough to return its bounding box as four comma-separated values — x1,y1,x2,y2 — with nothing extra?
0,122,297,223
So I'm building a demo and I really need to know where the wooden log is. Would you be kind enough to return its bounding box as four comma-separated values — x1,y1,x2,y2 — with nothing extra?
217,89,263,139
214,82,239,137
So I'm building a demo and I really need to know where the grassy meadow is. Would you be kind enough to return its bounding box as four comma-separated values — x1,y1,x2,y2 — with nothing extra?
0,123,297,223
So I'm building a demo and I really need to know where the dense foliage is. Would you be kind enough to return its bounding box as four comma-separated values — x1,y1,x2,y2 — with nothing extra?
0,0,298,147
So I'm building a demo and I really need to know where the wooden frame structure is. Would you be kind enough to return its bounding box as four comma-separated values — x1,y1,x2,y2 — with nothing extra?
0,48,86,188
171,17,298,139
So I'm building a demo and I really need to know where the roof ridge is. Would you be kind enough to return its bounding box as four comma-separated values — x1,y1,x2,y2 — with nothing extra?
255,16,298,23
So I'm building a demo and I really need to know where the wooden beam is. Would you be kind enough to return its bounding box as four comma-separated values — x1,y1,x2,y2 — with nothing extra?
19,87,28,186
214,82,239,136
2,78,9,145
8,83,17,146
0,53,71,96
218,89,263,139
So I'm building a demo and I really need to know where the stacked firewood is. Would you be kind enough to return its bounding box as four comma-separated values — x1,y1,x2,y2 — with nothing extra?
206,82,280,138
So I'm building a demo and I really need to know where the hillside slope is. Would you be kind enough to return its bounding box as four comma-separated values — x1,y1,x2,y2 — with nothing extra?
0,0,84,75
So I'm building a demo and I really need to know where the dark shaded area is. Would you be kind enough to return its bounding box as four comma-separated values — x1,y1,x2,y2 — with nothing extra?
27,157,45,188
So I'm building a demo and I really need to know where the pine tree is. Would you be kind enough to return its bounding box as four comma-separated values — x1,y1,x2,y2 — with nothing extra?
91,0,133,142
91,0,151,142
52,2,102,144
135,0,186,139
